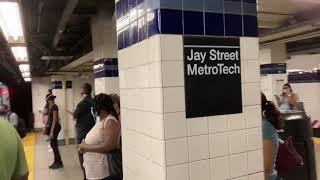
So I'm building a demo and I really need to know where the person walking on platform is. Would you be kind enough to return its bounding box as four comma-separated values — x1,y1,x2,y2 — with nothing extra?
66,83,95,180
46,94,63,169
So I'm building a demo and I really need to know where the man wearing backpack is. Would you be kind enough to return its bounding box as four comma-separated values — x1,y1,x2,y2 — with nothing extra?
0,104,26,138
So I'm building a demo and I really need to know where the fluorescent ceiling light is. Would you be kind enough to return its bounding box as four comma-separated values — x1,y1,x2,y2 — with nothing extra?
41,56,73,60
24,77,31,82
19,64,29,72
11,46,28,62
0,2,24,43
22,72,30,78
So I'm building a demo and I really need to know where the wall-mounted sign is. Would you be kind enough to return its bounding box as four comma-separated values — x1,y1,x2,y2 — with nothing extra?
184,36,242,118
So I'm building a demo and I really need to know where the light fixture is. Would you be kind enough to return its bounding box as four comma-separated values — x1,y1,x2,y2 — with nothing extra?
22,71,30,78
24,77,31,82
11,46,28,62
19,64,29,72
0,2,24,43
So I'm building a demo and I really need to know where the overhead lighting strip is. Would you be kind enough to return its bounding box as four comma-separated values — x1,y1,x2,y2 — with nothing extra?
0,2,31,82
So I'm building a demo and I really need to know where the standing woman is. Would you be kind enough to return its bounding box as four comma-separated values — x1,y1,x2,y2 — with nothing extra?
47,94,63,169
79,94,121,180
275,83,299,111
262,93,283,180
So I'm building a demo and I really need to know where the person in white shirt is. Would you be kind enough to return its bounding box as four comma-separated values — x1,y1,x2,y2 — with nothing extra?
79,94,121,180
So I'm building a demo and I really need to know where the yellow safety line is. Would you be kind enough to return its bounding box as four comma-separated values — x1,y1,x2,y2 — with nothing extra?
22,133,36,180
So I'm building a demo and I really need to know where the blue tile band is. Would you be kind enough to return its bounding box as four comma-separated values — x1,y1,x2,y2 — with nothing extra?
260,63,287,75
289,71,320,84
94,58,119,78
51,81,63,89
66,81,72,89
116,0,258,50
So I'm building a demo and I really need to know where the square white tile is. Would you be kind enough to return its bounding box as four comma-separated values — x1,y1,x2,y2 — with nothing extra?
248,172,264,180
150,162,167,180
228,113,245,131
246,128,263,151
208,115,229,134
210,156,231,180
160,35,183,61
244,82,261,106
163,87,185,113
149,62,163,88
187,117,208,136
165,138,189,166
244,60,260,83
167,164,189,180
245,105,262,128
240,37,259,60
164,112,188,139
209,132,229,158
150,138,166,166
162,61,184,87
230,153,248,178
189,160,210,180
188,135,210,161
148,112,165,140
148,35,162,62
229,130,247,154
247,150,264,174
149,88,164,113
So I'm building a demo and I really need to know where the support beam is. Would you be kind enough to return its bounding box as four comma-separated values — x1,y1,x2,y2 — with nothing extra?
52,0,79,49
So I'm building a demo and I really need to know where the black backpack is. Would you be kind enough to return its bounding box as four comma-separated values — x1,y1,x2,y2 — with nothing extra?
8,112,27,139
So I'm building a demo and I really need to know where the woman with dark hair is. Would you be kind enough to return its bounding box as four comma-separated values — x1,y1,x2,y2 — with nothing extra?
46,94,63,169
262,92,283,180
79,93,121,180
275,83,299,111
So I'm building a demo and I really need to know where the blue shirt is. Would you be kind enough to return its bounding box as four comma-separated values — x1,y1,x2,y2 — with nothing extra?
262,119,279,180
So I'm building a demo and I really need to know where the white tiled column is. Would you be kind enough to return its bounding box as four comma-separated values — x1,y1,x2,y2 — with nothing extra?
91,4,119,94
119,35,263,180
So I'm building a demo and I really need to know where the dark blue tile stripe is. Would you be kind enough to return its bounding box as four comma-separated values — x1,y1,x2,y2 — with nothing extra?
94,58,119,78
52,81,63,89
260,64,287,75
116,0,258,50
289,72,320,84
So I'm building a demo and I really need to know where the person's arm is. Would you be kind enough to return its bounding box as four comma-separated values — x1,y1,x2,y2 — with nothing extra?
263,139,274,180
50,110,58,139
79,119,120,154
73,101,85,119
288,93,299,106
11,133,29,180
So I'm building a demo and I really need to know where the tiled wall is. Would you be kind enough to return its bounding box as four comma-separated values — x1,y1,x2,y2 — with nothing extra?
116,0,258,50
118,34,263,180
32,76,51,129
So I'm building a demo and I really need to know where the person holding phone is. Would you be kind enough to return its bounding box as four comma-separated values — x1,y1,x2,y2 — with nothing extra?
275,83,299,111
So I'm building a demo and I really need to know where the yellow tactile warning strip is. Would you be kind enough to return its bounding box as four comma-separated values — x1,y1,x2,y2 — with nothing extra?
22,133,35,180
313,137,320,144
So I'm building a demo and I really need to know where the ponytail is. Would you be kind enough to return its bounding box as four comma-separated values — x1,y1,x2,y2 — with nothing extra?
261,93,284,130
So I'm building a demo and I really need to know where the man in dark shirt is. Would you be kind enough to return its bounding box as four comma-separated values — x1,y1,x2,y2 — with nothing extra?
67,83,95,180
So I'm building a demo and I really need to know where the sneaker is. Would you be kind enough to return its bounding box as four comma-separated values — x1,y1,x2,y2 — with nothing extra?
50,162,64,170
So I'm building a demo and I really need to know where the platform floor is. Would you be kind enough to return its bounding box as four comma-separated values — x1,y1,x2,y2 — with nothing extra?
23,133,320,180
23,133,83,180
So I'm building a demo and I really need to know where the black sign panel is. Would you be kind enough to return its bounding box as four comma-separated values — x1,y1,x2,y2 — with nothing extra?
184,36,242,118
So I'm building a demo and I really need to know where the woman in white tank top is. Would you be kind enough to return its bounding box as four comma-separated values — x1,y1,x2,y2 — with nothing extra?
79,94,120,180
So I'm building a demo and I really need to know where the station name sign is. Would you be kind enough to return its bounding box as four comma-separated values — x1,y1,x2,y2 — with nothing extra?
184,36,243,118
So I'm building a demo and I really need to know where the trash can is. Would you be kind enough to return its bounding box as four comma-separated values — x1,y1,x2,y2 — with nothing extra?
278,111,317,180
